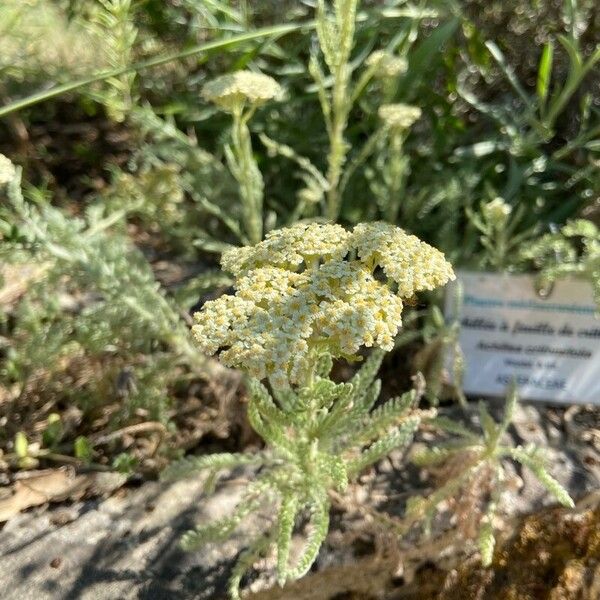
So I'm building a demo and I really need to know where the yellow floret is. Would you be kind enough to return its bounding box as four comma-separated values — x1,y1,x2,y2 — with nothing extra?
221,222,351,277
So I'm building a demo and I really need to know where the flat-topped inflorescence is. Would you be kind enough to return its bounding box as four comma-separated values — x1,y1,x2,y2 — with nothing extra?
366,50,408,78
483,197,512,227
378,103,422,130
221,222,352,277
193,222,454,387
201,70,283,112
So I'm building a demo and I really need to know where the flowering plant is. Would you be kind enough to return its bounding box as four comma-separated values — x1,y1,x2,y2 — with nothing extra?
201,70,283,245
194,221,453,387
164,221,454,597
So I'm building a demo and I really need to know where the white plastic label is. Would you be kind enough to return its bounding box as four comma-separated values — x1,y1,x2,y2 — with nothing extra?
444,271,600,404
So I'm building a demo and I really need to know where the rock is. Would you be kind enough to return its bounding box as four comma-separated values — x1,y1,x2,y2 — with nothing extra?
0,468,127,523
0,403,598,599
0,472,254,599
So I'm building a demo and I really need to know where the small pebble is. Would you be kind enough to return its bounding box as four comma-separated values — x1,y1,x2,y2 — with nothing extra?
50,509,77,527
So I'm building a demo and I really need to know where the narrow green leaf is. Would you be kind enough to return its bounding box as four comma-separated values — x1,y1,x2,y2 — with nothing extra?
0,21,314,118
478,520,495,566
510,447,575,508
161,452,265,481
431,416,480,441
348,416,420,475
545,36,600,126
397,18,459,98
485,41,532,109
228,533,273,600
478,401,499,445
287,494,330,579
532,466,574,508
276,494,299,586
536,41,554,113
411,439,481,467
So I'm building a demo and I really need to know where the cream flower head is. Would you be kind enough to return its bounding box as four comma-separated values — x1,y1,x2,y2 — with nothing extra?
378,103,422,130
201,71,283,112
351,222,455,297
366,50,408,78
193,222,454,387
483,197,512,227
0,154,16,186
221,222,352,277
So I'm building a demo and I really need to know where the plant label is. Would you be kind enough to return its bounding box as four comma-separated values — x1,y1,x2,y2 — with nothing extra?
444,271,600,404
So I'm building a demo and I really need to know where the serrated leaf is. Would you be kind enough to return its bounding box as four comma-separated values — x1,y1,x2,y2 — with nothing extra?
478,401,499,444
276,493,299,585
287,494,330,579
530,465,574,508
74,436,93,462
478,520,495,566
14,431,28,459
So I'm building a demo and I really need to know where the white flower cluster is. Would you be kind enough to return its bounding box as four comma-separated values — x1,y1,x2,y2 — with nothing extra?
221,222,352,277
201,71,283,112
352,222,455,298
378,103,422,130
193,222,454,387
366,50,408,78
0,154,16,186
483,197,512,227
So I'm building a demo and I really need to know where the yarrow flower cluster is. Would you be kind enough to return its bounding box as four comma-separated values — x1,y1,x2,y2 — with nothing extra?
483,197,512,227
0,154,16,186
193,222,454,387
220,223,352,277
366,50,408,78
378,103,422,130
201,71,283,112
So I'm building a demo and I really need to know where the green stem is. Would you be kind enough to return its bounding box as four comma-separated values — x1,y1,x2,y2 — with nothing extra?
384,132,407,223
231,109,263,243
325,68,351,221
493,226,508,270
339,127,385,200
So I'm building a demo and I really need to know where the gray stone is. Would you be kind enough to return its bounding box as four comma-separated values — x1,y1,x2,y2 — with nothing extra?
0,403,598,599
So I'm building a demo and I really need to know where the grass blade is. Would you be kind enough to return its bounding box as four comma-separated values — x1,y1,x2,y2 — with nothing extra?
0,21,314,118
537,41,554,114
485,41,532,108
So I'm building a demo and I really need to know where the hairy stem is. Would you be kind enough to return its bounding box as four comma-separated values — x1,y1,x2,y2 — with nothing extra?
231,109,263,244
